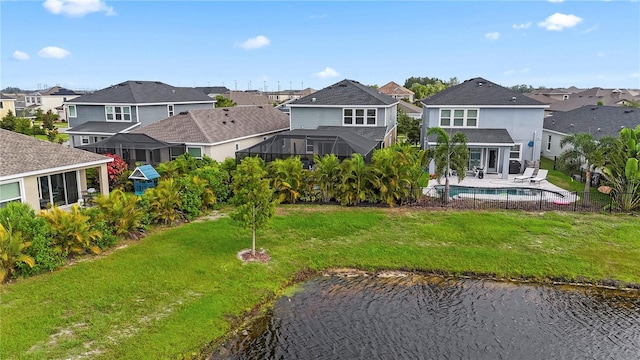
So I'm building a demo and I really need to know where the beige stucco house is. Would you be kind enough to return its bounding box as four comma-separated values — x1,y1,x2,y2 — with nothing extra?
0,129,112,210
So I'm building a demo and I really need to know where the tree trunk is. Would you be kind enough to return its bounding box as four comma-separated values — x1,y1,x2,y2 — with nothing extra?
583,168,591,206
444,176,450,205
251,226,256,256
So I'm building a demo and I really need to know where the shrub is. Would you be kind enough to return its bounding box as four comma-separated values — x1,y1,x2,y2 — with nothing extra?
144,178,183,225
39,205,102,256
0,224,34,283
93,189,143,239
194,166,230,204
176,176,203,220
0,202,63,276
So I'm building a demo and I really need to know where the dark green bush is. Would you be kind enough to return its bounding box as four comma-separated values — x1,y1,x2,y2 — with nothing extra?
194,166,231,203
176,177,203,220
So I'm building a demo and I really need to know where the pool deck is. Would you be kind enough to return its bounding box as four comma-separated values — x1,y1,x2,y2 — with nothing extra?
426,173,568,192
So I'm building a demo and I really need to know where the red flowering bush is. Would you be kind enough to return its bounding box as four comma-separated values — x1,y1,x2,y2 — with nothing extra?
104,154,128,189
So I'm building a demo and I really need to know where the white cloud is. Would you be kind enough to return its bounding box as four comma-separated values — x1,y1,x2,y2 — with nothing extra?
548,0,564,3
43,0,115,17
235,35,270,50
485,32,500,41
314,67,339,79
631,73,639,78
38,46,71,59
512,22,531,30
538,13,583,31
12,51,30,60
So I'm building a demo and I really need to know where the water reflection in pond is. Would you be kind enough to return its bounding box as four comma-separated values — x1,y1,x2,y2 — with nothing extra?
212,275,640,359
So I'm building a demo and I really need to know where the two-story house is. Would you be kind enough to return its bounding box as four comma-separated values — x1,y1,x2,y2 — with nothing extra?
65,81,215,148
25,86,81,119
237,79,398,163
379,81,414,103
421,77,548,179
0,95,17,118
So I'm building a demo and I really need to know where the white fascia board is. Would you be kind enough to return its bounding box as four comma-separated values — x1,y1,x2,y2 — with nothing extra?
66,131,117,136
0,158,113,182
426,142,515,147
288,103,396,108
422,104,549,109
543,129,568,136
121,123,141,132
65,101,215,106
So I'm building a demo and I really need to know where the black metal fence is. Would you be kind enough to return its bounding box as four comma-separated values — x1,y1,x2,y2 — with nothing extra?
416,187,620,213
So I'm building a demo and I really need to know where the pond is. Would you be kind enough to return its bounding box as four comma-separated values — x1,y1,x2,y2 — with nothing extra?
211,274,640,360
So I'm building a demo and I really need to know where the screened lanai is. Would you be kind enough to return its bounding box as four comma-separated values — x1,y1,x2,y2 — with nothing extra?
236,129,381,164
77,133,185,167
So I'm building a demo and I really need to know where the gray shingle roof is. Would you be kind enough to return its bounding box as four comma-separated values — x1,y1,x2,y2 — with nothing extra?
66,121,140,135
317,126,388,142
543,105,640,139
131,105,290,144
286,128,380,155
291,79,397,106
0,129,112,178
397,101,423,115
426,128,514,144
194,86,230,95
221,91,273,106
67,81,214,104
421,77,546,106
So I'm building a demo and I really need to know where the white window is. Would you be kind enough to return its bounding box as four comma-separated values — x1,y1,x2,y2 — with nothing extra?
105,106,131,121
235,143,239,151
509,144,522,160
26,97,31,104
68,105,77,118
168,104,174,117
547,135,552,151
186,146,203,159
0,181,22,208
440,108,478,127
343,108,376,126
81,136,90,145
36,97,41,105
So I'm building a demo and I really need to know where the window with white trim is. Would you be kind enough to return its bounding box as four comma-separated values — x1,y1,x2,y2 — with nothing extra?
0,181,22,208
81,136,90,145
186,146,202,159
105,106,131,121
343,108,376,126
36,96,41,105
168,104,174,117
547,135,552,151
509,144,522,160
68,105,77,117
439,108,478,127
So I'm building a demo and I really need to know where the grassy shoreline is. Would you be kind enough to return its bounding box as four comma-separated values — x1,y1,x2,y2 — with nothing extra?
2,206,639,359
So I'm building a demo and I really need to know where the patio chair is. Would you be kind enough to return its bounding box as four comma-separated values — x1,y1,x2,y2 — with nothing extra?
530,169,548,184
514,167,536,182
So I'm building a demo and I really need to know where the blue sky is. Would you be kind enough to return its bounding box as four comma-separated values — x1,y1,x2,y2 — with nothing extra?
1,0,639,92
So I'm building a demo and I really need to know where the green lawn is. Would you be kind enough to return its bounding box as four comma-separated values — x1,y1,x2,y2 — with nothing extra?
540,156,599,194
2,207,639,359
33,121,69,142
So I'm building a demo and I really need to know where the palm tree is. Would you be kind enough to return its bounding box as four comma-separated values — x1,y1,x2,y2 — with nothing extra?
557,133,608,194
426,127,469,203
601,126,640,211
338,153,370,206
313,153,341,203
0,224,35,283
369,147,412,207
268,157,304,204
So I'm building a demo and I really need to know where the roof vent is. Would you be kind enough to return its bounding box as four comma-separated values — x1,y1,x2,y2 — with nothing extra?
231,119,235,123
597,128,601,132
223,108,229,111
477,81,484,87
511,96,517,101
171,89,175,94
224,113,228,116
624,109,633,113
591,107,598,110
570,123,574,127
223,120,227,124
312,98,316,102
179,111,188,115
258,105,263,108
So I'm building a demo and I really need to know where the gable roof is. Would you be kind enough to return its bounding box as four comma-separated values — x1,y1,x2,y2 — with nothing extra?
221,91,273,106
31,86,80,96
1,94,16,101
67,81,214,104
397,101,423,115
421,77,546,106
131,105,290,144
0,129,112,179
194,86,230,96
129,165,160,180
379,81,414,96
543,105,640,139
77,133,180,151
290,79,397,106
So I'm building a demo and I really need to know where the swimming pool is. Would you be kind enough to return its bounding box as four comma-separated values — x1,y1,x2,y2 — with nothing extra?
433,185,568,201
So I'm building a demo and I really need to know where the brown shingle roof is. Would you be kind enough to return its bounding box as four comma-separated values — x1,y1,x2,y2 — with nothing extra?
0,129,112,178
379,81,414,96
131,106,290,144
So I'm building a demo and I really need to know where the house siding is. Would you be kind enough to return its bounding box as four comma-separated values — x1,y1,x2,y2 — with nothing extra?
204,133,279,162
541,130,566,158
137,103,214,126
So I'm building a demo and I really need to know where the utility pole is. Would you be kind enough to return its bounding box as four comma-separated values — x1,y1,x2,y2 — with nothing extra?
278,81,280,91
235,80,237,90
